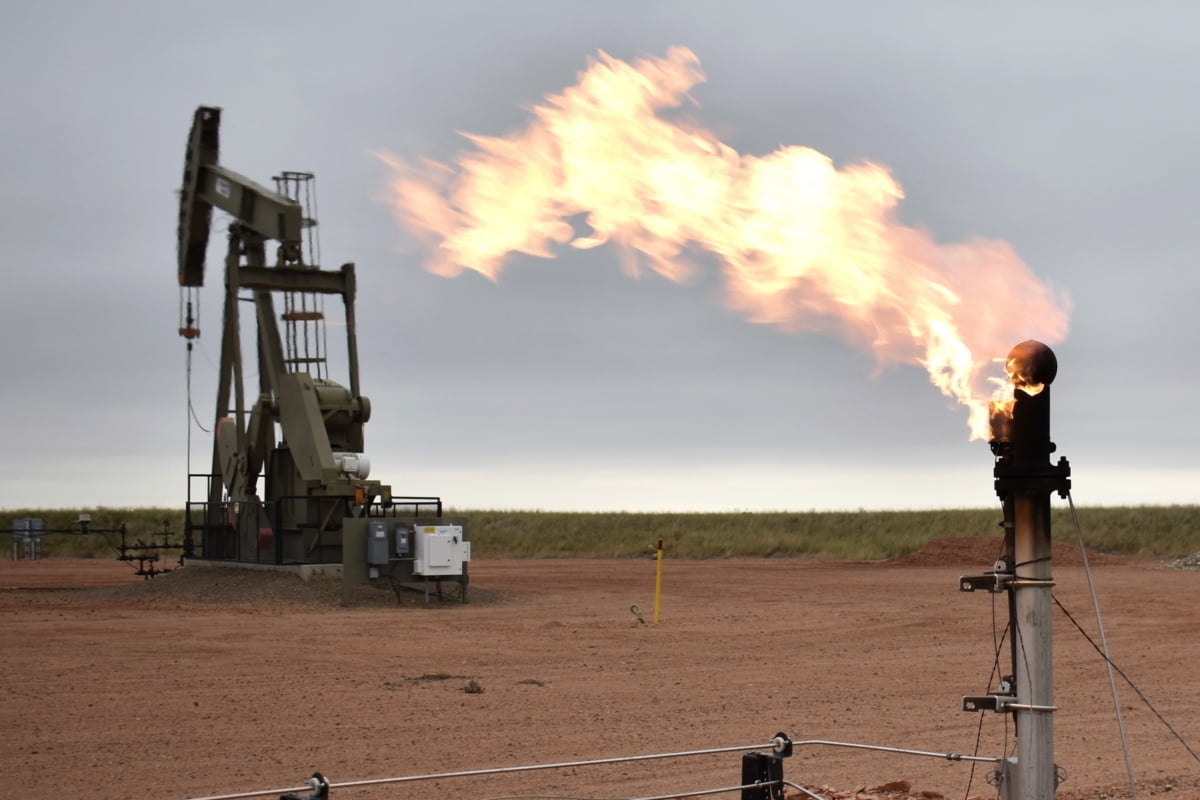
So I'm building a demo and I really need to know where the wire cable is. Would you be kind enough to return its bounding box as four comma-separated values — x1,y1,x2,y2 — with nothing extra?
1053,595,1200,766
478,783,791,800
962,535,1010,800
782,783,829,800
478,796,628,800
963,617,1011,800
186,344,210,434
962,511,1006,800
1064,491,1138,798
477,795,629,800
187,742,782,800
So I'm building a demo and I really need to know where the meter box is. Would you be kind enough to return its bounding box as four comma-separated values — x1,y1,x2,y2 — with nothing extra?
412,523,470,577
366,521,391,566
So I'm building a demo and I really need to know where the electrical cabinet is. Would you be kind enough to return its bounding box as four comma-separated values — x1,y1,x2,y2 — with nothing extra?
366,521,390,565
413,524,470,576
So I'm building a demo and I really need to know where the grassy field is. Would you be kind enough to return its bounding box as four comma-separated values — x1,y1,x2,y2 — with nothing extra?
2,505,1198,561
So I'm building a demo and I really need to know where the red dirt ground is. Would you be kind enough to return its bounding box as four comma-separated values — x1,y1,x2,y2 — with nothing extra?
1,538,1197,800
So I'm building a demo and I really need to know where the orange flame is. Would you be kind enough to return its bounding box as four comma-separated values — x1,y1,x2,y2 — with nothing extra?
380,47,1070,439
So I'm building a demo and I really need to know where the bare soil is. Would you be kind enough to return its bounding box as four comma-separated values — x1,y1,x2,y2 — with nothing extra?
1,538,1197,800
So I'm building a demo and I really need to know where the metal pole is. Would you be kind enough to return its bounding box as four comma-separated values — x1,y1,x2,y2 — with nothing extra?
1011,484,1054,799
991,340,1070,800
654,537,664,623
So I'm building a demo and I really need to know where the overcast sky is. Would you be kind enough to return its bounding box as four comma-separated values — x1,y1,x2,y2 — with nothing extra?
2,1,1197,513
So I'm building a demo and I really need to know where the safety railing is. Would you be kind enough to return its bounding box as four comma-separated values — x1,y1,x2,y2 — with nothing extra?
183,473,443,565
186,733,1004,800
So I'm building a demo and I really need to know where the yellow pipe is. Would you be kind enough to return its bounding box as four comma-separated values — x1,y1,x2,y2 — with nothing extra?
653,537,663,623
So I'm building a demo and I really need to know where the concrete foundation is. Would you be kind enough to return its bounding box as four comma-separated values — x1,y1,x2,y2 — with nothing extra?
182,558,341,581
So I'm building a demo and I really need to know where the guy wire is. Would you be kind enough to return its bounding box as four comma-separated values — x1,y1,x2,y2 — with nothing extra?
1065,491,1137,799
962,534,1011,800
1052,597,1200,763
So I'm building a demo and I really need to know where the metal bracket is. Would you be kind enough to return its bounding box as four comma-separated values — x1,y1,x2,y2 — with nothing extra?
280,773,329,800
1006,702,1059,712
1008,578,1056,589
959,574,1054,593
963,693,1016,713
959,573,1010,593
964,694,1057,714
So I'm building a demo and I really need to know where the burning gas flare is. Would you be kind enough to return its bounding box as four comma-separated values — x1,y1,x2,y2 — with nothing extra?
380,46,1070,439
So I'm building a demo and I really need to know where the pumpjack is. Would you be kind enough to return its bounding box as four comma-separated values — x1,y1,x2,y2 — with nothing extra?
175,106,458,579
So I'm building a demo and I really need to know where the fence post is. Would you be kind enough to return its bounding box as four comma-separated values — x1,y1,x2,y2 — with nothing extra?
741,733,791,800
741,751,784,800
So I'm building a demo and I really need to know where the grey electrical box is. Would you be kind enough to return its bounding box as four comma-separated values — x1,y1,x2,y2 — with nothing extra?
341,517,470,604
11,518,45,561
366,521,390,566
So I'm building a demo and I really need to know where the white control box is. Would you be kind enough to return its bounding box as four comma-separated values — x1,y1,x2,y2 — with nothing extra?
412,524,470,576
